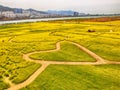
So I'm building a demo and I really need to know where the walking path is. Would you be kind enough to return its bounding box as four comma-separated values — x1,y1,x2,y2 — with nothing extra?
4,77,15,87
8,36,16,42
7,41,120,90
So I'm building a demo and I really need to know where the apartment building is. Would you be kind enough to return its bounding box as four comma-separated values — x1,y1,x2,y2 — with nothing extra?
2,11,16,18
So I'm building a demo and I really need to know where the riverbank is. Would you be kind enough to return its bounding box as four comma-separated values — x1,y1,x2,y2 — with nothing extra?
0,16,120,25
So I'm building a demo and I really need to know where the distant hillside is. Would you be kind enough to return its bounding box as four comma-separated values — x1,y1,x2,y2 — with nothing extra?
26,8,48,14
0,5,14,11
47,10,79,16
0,5,47,14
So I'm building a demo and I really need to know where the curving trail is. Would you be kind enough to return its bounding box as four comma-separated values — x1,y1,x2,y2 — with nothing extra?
7,41,120,90
4,77,15,87
8,36,16,42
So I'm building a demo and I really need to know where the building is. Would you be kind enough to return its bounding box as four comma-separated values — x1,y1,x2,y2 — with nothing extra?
47,10,79,16
39,13,49,18
0,11,3,18
25,10,49,18
0,11,2,16
74,12,79,16
23,10,30,17
79,13,86,16
14,8,23,13
2,11,16,18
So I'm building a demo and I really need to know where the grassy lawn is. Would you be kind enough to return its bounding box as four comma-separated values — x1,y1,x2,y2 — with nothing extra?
21,65,120,90
30,41,96,62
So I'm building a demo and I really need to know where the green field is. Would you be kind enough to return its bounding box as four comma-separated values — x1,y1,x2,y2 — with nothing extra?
0,17,120,89
30,41,95,62
22,65,120,90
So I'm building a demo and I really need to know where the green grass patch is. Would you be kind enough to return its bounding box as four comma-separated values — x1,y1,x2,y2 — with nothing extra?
30,41,95,62
21,65,120,90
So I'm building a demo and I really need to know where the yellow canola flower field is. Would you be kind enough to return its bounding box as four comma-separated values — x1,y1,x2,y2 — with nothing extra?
0,19,120,90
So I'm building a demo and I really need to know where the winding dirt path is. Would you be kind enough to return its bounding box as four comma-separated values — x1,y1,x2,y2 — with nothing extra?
4,77,15,87
8,36,16,42
7,41,120,90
